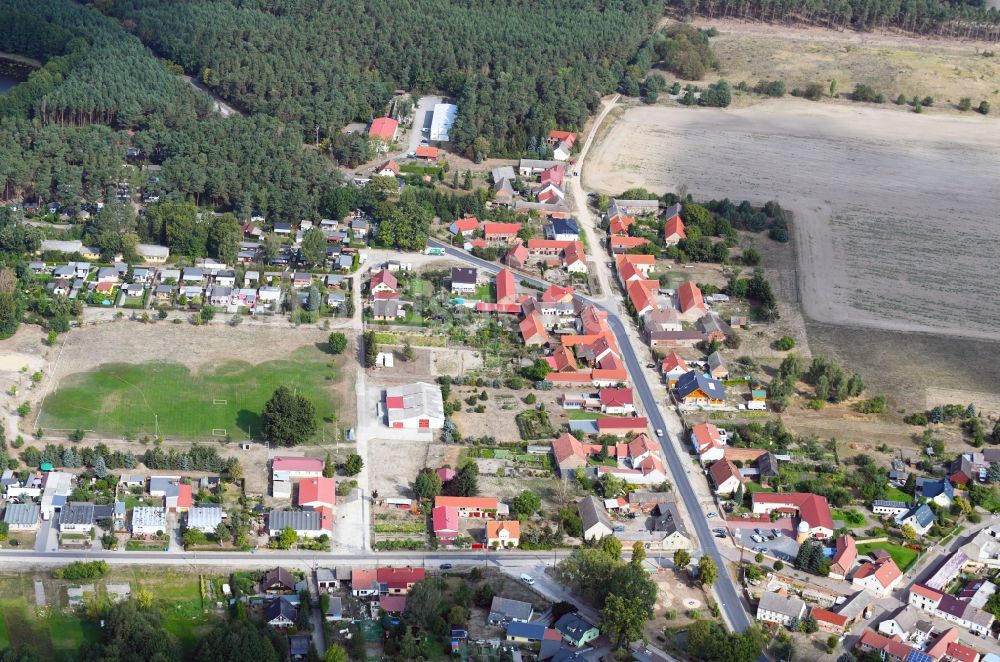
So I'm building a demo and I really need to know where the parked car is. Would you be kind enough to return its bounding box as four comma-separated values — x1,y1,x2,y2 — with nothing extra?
772,528,782,537
520,574,535,585
712,528,725,534
706,512,717,519
440,563,453,570
753,528,762,535
715,532,726,539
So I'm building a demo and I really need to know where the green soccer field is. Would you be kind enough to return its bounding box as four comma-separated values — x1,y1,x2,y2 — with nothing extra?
39,346,342,441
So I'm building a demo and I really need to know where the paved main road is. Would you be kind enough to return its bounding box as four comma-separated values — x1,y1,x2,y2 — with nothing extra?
425,239,753,632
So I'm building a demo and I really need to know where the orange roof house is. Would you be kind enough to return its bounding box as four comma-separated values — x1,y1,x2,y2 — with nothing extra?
542,284,574,303
298,476,336,509
434,496,500,518
486,520,521,548
548,130,577,146
496,268,516,304
368,117,399,141
562,241,587,272
677,281,705,314
709,459,745,495
414,145,439,160
505,242,529,269
627,279,659,316
609,214,635,236
661,352,691,386
376,160,400,176
547,346,577,372
610,235,650,253
810,608,849,634
829,534,857,578
450,217,480,236
519,311,549,346
664,215,686,245
615,253,656,278
176,483,193,511
484,222,521,243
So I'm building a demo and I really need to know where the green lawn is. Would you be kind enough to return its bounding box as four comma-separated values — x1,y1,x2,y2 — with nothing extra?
474,284,495,302
565,411,602,420
857,541,919,571
832,509,866,526
884,486,912,502
39,346,342,440
745,482,773,494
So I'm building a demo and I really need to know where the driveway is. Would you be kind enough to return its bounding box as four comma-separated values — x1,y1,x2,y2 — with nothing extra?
407,95,442,155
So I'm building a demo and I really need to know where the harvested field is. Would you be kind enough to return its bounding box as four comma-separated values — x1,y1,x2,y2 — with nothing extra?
585,101,1000,342
696,19,1000,108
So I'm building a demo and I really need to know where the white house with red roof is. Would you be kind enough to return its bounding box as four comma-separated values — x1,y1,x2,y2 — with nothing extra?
298,477,336,509
483,222,521,244
598,388,635,415
661,352,691,387
829,534,858,579
271,456,324,479
663,206,686,245
369,269,398,295
690,422,726,464
709,459,745,495
751,492,835,539
432,506,459,545
496,268,517,305
676,281,705,317
368,117,399,144
449,217,480,237
852,556,903,598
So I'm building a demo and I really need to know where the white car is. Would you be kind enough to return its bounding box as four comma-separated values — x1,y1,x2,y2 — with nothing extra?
656,429,663,437
706,511,717,519
520,574,535,585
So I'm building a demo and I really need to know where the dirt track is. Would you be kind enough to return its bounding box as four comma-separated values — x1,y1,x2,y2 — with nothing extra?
584,100,1000,341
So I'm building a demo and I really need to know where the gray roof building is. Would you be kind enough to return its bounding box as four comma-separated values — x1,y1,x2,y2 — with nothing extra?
756,591,806,623
3,503,39,528
187,505,223,532
325,596,344,620
488,596,534,624
651,502,689,538
268,509,324,535
577,496,613,541
132,506,166,533
60,502,95,526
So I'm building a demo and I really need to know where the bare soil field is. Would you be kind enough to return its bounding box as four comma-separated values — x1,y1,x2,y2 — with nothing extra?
585,101,1000,343
694,18,1000,108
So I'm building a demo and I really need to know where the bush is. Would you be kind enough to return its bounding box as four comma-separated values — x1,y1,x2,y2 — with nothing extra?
328,332,348,354
773,336,795,351
904,412,929,426
802,83,825,101
851,83,883,103
700,80,732,107
858,395,887,414
55,560,109,580
979,100,991,115
753,79,786,97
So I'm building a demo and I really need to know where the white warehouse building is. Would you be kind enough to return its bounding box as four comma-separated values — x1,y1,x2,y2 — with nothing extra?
429,103,458,142
384,382,445,430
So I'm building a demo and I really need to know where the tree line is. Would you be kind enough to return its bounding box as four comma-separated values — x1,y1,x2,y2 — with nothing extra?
669,0,1000,41
109,0,663,157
